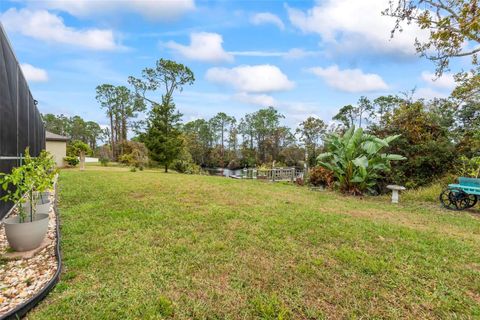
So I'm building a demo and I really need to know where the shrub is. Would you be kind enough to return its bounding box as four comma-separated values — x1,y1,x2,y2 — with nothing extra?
96,145,113,161
171,160,201,174
371,101,456,188
456,155,480,178
308,166,334,188
67,140,91,157
64,156,79,167
99,157,109,167
295,177,305,186
119,141,148,168
227,159,241,170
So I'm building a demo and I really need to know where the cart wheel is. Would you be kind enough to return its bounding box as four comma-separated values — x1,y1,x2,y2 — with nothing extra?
466,194,478,208
440,189,457,210
439,188,471,211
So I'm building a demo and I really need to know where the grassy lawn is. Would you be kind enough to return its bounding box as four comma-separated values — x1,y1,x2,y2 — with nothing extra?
31,166,480,319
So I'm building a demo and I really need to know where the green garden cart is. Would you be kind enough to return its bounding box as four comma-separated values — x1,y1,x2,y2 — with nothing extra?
439,177,480,210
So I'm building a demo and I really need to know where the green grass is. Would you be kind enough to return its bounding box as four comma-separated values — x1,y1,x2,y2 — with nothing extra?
30,166,480,319
402,174,458,203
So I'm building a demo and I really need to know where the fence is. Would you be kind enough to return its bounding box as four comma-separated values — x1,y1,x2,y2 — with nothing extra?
242,168,304,182
0,23,46,219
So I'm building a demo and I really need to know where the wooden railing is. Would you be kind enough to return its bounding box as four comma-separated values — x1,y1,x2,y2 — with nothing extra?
241,168,304,182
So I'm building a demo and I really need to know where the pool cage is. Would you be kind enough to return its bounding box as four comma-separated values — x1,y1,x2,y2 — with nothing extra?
0,23,46,219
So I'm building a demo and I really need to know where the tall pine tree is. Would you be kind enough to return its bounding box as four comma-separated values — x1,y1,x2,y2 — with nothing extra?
129,59,195,172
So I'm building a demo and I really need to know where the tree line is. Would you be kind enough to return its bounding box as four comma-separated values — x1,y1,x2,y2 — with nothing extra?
182,108,326,170
42,113,105,151
45,55,477,191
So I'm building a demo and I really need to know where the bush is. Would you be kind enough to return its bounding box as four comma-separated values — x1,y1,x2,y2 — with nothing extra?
456,155,480,178
121,152,146,167
67,140,91,157
97,145,113,162
371,101,456,188
227,159,241,170
64,156,79,167
295,177,305,186
171,160,201,174
99,157,109,167
119,142,148,168
308,166,334,188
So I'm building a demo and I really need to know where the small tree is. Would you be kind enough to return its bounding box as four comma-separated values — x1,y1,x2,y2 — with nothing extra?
68,140,91,171
0,155,35,222
143,100,184,172
296,116,327,166
0,149,56,222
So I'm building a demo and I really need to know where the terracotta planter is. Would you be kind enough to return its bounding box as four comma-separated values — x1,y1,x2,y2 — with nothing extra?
3,213,49,251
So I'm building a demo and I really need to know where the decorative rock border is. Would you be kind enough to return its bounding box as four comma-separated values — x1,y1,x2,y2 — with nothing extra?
0,179,62,319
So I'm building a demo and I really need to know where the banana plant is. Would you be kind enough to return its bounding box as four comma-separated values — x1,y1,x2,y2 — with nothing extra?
317,126,405,195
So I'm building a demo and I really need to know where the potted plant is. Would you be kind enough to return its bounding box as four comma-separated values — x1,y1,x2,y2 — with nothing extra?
29,151,56,211
0,149,55,251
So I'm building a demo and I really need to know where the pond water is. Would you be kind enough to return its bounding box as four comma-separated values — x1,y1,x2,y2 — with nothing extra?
204,168,245,177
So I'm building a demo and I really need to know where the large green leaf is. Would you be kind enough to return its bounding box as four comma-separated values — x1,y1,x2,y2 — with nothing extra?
362,141,382,155
351,176,365,183
343,126,355,141
317,152,332,160
381,153,406,161
345,127,363,158
384,134,402,144
373,137,389,147
352,155,369,168
371,163,388,171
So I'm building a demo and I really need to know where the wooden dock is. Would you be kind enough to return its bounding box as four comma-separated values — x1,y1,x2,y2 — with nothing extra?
240,168,304,182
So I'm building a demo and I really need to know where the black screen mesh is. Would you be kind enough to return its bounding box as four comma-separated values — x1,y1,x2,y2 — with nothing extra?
0,24,46,219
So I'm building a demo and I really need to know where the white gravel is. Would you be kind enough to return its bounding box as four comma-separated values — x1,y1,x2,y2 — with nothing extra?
0,190,58,316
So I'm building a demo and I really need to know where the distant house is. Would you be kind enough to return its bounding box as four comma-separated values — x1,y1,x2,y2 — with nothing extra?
45,131,69,167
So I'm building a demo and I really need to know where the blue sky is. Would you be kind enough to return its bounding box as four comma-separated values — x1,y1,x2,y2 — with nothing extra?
0,0,467,130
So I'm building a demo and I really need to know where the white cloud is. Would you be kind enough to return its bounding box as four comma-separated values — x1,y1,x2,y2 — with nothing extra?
166,32,233,63
308,65,388,92
414,87,449,100
250,12,285,30
205,64,294,93
421,71,456,89
0,8,120,51
228,50,285,57
284,48,319,59
20,63,48,82
26,0,195,21
286,0,429,56
233,92,276,106
229,48,320,59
